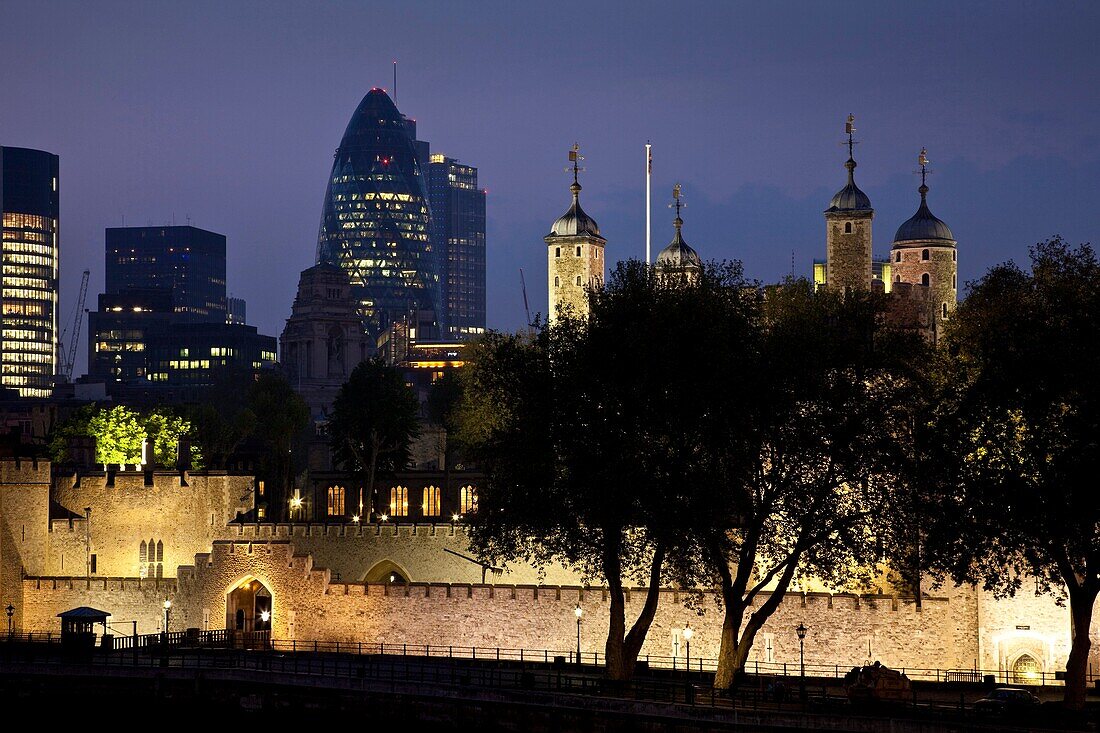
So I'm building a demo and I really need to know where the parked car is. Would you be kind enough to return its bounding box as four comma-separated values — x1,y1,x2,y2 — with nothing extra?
974,687,1041,715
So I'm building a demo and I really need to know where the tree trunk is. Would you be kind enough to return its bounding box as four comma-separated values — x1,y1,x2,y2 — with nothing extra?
713,599,747,689
602,538,629,680
1064,584,1098,710
622,545,666,664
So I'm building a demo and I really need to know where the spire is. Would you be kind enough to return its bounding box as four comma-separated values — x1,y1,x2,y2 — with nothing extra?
548,143,602,238
893,146,955,243
826,114,872,213
844,113,858,184
657,182,701,271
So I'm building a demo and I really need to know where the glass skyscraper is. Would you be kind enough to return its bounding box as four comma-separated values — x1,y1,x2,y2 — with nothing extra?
316,88,437,338
428,155,486,340
105,225,227,322
0,146,59,397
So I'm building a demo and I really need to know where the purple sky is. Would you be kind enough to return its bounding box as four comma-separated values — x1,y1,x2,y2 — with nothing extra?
2,1,1098,376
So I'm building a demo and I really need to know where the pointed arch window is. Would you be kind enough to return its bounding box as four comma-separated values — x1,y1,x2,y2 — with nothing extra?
390,486,409,517
327,485,345,516
460,485,478,514
422,485,441,517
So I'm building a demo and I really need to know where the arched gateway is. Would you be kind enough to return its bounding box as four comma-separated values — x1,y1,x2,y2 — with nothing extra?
226,578,272,634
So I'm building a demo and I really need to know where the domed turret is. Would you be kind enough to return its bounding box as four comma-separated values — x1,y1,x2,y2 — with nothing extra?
823,114,874,292
825,156,873,213
549,179,601,237
893,184,954,243
656,184,702,276
544,144,606,323
890,148,958,327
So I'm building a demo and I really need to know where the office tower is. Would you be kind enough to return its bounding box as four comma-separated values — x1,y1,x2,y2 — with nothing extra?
316,88,437,338
227,296,246,325
428,155,486,340
0,146,59,397
105,225,227,322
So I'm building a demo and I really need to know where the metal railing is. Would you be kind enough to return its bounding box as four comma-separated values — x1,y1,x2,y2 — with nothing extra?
2,632,1088,688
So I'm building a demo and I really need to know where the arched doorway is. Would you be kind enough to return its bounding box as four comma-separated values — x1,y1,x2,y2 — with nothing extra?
364,559,410,584
227,578,272,634
1011,653,1042,684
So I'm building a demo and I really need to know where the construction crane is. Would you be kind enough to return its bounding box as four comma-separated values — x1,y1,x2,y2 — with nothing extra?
58,269,90,382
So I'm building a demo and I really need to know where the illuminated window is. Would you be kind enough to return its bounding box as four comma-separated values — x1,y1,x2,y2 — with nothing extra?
921,273,930,286
327,485,345,516
389,486,409,516
921,249,930,261
422,485,441,516
460,486,478,514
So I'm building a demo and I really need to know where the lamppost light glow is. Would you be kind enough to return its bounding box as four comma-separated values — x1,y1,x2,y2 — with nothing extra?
351,514,360,523
380,514,389,522
260,610,270,623
451,513,460,522
574,604,583,619
163,598,172,610
796,622,807,640
682,625,693,641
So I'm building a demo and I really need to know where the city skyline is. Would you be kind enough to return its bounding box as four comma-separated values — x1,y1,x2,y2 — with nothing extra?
2,1,1098,376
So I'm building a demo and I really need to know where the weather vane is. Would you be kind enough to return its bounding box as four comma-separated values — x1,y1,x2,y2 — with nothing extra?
844,113,858,158
669,183,685,220
917,147,930,187
566,142,585,186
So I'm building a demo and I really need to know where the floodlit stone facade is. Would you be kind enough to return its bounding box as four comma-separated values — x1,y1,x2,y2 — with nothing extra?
0,457,1095,683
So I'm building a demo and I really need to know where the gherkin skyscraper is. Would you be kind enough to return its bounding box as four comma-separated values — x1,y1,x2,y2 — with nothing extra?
317,88,437,338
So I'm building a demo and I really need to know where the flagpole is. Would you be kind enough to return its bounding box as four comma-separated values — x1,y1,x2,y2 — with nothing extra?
645,142,652,264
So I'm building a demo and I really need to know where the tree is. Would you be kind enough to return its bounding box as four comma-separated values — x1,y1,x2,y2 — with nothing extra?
462,260,756,681
143,408,203,469
248,373,310,504
88,405,144,465
328,359,420,518
691,281,912,689
188,369,257,469
929,237,1100,709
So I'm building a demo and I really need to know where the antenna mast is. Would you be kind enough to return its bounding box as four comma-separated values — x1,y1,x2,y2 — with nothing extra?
645,142,652,263
519,268,531,326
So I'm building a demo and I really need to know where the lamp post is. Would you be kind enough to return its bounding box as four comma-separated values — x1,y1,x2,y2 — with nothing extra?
796,622,808,701
163,598,172,635
682,624,694,670
5,604,13,637
574,604,583,664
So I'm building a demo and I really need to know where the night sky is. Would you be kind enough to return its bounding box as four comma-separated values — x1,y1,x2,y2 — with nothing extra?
2,1,1098,375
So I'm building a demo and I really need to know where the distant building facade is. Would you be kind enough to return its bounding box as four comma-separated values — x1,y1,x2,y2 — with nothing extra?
87,225,275,397
428,155,486,340
280,264,371,420
0,146,59,398
316,88,438,339
105,225,227,322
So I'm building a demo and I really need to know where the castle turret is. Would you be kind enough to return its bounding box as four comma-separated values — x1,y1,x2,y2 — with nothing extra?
824,114,874,292
656,184,702,282
891,148,957,323
545,144,606,323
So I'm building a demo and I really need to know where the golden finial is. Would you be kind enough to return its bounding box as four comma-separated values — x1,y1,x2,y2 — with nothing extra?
669,183,685,231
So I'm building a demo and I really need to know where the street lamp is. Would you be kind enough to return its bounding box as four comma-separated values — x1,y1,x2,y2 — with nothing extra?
796,622,808,701
5,604,13,637
574,604,583,664
163,598,172,634
682,624,694,669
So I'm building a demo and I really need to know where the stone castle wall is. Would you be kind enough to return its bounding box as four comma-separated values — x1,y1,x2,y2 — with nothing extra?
825,213,873,292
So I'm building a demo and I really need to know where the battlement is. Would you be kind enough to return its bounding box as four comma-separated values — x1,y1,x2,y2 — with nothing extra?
232,522,465,540
0,455,51,485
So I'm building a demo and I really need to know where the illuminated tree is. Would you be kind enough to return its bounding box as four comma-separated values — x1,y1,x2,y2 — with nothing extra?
929,238,1100,709
88,405,144,465
144,409,203,469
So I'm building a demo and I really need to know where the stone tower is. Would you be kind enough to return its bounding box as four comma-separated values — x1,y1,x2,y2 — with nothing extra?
891,148,957,326
544,144,606,323
824,115,874,292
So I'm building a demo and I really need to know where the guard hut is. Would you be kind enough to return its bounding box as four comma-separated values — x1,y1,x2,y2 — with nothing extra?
58,607,109,653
